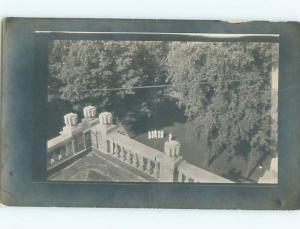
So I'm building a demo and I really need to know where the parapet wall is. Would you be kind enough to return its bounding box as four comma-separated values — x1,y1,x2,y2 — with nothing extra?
47,122,92,175
47,106,233,183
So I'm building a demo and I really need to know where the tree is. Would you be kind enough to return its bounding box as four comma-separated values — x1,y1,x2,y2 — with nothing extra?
166,42,275,170
48,40,169,120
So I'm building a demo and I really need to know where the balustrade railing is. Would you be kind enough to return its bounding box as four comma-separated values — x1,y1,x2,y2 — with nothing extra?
47,131,90,172
176,160,233,183
106,137,161,180
47,106,234,183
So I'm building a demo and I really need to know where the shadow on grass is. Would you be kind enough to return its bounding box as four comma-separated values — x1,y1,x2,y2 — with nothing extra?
121,97,187,136
223,168,256,183
234,140,251,161
246,152,272,180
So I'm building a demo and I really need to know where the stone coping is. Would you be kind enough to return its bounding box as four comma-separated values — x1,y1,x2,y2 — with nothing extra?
108,132,164,161
178,160,234,183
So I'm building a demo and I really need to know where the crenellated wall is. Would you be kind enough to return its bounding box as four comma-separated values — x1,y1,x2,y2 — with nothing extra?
47,106,233,183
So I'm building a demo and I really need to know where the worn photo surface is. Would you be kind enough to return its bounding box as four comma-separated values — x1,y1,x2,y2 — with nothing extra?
47,37,279,183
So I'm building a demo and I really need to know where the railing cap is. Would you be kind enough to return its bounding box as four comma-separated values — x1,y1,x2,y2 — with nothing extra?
99,111,113,124
83,105,97,118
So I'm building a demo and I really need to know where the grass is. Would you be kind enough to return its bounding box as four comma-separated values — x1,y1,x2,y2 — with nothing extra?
122,99,272,183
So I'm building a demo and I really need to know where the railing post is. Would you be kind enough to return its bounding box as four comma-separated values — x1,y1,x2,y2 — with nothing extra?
61,113,79,136
153,162,160,178
132,154,138,168
97,112,113,154
159,139,183,182
146,159,152,174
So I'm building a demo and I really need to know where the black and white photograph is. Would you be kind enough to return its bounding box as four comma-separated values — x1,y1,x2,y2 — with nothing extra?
2,0,300,226
2,15,300,216
46,35,279,183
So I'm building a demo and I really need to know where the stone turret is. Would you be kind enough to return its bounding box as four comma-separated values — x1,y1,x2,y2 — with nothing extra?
159,138,183,182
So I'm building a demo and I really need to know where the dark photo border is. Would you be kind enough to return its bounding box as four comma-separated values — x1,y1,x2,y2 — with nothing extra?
1,18,300,209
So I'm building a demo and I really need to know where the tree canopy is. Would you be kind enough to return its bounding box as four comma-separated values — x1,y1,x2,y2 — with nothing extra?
48,40,168,117
166,42,277,173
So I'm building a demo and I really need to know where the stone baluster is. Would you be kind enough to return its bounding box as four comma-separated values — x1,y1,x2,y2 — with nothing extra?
113,143,117,157
110,141,114,154
139,156,145,170
136,154,141,168
49,152,55,165
47,155,51,166
50,158,55,165
65,149,68,157
177,171,182,182
63,146,68,158
52,152,57,162
120,147,125,161
153,162,160,178
134,154,139,168
146,159,152,174
132,154,138,168
115,145,119,158
126,151,131,164
117,145,121,159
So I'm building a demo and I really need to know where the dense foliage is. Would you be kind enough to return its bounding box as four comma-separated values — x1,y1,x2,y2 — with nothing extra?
49,40,168,118
167,42,277,174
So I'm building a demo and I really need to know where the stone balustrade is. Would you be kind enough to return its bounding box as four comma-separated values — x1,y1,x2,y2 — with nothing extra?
47,109,95,173
47,136,73,169
104,133,162,180
47,105,234,183
47,130,89,173
177,160,233,183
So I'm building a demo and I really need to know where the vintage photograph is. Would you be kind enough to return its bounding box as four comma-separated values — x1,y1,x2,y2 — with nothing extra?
46,37,279,183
